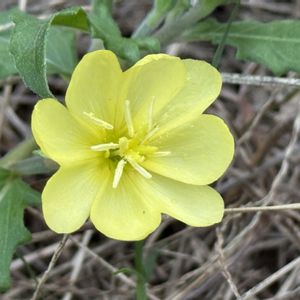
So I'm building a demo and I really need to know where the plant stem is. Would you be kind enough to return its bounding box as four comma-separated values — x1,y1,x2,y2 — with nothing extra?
0,137,37,169
134,240,147,300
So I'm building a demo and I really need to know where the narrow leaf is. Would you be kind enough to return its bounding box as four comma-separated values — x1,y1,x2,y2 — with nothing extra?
0,169,40,291
183,19,300,75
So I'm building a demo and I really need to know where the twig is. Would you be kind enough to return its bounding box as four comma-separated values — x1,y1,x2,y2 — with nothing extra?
18,0,27,11
237,88,280,145
240,256,300,300
31,235,69,300
222,73,300,87
224,203,300,214
216,228,241,299
62,230,93,300
71,236,160,300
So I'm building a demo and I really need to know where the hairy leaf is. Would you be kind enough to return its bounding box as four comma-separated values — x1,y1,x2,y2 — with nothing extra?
10,7,86,97
183,19,300,75
0,169,40,292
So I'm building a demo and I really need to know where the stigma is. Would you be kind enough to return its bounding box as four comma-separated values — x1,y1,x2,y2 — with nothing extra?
89,99,170,188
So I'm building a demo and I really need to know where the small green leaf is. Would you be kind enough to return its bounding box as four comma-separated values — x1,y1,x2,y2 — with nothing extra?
51,7,89,31
0,169,40,292
183,18,300,75
89,0,141,64
10,7,88,97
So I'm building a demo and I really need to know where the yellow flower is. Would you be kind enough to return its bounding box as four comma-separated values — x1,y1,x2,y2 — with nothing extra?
32,50,234,241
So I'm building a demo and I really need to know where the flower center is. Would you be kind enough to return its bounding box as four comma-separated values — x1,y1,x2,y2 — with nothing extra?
86,99,170,188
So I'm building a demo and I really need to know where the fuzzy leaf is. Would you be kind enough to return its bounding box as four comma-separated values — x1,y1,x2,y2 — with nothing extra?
183,19,300,75
10,7,87,97
0,169,40,292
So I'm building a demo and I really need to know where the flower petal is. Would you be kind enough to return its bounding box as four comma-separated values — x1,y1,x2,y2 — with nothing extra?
90,169,161,241
65,50,123,127
135,174,224,226
119,54,186,133
143,114,234,185
153,59,222,135
42,161,105,233
32,99,101,166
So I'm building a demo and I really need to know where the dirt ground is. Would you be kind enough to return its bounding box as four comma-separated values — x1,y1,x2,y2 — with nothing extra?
1,1,300,299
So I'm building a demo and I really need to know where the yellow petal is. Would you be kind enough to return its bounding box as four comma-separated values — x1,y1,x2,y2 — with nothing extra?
118,54,186,134
135,174,224,226
90,169,161,241
65,50,123,127
42,161,105,233
143,114,234,185
152,59,222,137
32,99,101,166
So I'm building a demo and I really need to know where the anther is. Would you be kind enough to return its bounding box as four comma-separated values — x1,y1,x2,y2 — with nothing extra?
83,112,113,130
91,143,119,152
126,156,152,179
113,159,126,188
124,100,135,137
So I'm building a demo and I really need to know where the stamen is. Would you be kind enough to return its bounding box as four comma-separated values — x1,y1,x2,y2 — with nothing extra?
147,96,156,133
113,159,126,188
150,151,171,157
141,126,159,144
124,100,135,137
126,156,152,179
91,143,119,152
83,112,113,130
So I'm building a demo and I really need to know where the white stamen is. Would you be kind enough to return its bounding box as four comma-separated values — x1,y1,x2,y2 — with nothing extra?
126,156,152,179
113,159,126,188
141,126,159,144
148,96,156,133
150,151,171,157
91,143,119,152
83,112,113,130
124,100,135,137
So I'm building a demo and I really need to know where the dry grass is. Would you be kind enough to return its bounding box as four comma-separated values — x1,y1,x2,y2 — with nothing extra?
1,1,300,299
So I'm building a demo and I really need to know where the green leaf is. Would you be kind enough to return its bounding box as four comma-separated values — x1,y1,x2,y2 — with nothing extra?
182,18,300,75
51,7,89,31
0,169,40,292
46,27,77,77
89,0,141,64
10,7,88,97
0,10,17,79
